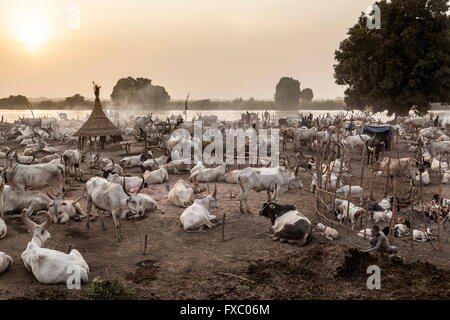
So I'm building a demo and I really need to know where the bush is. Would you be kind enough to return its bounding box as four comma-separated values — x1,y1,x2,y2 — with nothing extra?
86,277,136,300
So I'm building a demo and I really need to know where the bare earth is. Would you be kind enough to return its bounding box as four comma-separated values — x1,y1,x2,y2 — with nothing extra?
0,140,449,300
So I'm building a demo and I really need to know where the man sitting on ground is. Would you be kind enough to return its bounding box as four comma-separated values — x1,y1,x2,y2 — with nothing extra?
362,225,398,257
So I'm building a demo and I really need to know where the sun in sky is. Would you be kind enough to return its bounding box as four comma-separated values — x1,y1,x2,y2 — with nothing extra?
13,10,51,48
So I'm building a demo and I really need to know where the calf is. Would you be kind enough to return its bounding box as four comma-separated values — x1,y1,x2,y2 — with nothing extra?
371,210,393,224
442,170,450,184
258,185,313,245
413,228,431,242
366,138,384,164
180,184,219,233
316,223,339,241
394,224,410,238
310,172,343,192
368,197,392,211
336,185,364,201
335,199,367,228
415,169,430,185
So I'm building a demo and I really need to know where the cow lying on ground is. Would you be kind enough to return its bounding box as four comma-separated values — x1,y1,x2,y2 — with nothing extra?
258,184,313,245
0,251,12,274
0,217,6,239
168,180,196,207
180,184,219,233
21,210,89,284
413,228,431,242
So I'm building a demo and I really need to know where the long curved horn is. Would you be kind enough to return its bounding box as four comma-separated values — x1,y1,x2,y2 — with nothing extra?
122,178,130,196
21,209,37,230
273,183,278,201
137,176,145,193
45,189,55,200
73,187,86,204
40,211,52,230
6,148,15,158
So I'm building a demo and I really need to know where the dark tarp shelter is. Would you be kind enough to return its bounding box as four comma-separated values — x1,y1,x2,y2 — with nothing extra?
362,125,393,150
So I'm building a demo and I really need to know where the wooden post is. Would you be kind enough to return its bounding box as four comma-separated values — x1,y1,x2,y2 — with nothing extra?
221,213,226,242
409,188,415,250
143,234,148,255
346,153,352,230
360,144,366,188
389,182,397,243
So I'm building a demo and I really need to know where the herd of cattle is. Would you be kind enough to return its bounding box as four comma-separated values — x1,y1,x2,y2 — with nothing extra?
0,109,449,285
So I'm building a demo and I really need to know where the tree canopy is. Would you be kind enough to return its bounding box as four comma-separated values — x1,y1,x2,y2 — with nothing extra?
334,0,450,115
64,94,87,106
300,88,314,102
0,95,29,107
275,77,301,107
111,77,170,108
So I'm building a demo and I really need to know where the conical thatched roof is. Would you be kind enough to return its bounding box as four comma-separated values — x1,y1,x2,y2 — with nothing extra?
74,83,121,137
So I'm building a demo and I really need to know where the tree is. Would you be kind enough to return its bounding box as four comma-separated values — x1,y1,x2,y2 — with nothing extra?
111,77,170,108
0,95,29,107
274,77,301,107
65,94,86,106
334,0,450,116
300,88,314,102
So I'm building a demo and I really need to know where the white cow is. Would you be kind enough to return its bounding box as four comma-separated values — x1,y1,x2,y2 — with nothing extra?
143,166,169,184
21,210,89,284
168,180,196,208
180,185,219,233
0,252,12,274
0,218,7,239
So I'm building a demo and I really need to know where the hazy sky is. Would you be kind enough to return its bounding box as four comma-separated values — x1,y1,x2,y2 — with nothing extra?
0,0,376,100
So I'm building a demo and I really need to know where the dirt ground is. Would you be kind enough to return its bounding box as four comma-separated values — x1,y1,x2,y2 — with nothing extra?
0,138,449,300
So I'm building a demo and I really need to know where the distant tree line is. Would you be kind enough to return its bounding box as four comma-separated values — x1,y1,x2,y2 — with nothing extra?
0,95,29,108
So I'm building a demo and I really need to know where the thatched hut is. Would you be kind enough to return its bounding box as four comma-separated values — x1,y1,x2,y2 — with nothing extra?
74,82,122,149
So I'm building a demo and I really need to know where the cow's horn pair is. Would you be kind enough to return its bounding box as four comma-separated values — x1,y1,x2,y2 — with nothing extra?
21,209,51,230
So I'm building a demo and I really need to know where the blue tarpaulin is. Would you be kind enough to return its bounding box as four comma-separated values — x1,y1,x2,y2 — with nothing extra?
362,125,393,136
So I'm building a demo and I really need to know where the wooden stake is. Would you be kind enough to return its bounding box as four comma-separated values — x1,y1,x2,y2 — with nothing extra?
143,234,148,255
222,213,226,242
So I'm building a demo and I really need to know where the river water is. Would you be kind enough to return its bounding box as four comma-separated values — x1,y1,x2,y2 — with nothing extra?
0,108,449,123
